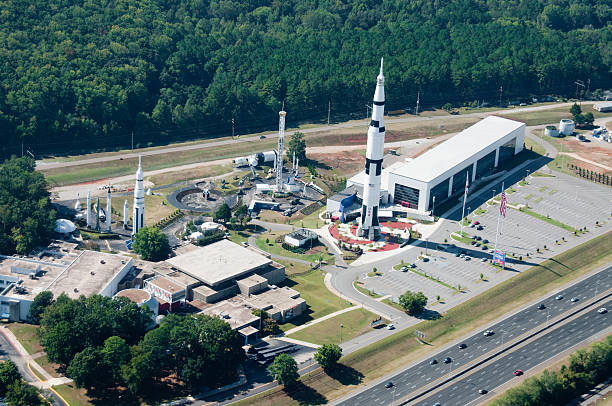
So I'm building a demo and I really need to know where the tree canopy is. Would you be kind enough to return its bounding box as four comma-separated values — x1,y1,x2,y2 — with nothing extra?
0,0,610,158
314,343,342,370
268,353,299,387
132,226,171,261
399,291,428,315
0,157,55,254
28,291,54,324
287,132,306,164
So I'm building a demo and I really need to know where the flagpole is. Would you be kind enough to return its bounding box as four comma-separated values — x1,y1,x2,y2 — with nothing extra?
492,182,504,262
460,173,469,238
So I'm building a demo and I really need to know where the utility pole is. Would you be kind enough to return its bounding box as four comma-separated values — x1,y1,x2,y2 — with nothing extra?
586,78,591,99
231,117,235,139
327,100,331,126
574,80,585,105
416,91,420,115
498,86,503,106
131,131,134,150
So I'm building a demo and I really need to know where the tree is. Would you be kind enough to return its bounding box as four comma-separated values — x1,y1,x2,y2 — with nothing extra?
0,157,56,254
569,103,582,121
28,291,53,324
0,361,21,396
66,347,108,389
286,132,306,164
132,226,171,261
314,344,342,370
268,353,299,387
101,336,131,385
399,291,428,315
215,203,232,224
582,112,594,126
5,380,43,406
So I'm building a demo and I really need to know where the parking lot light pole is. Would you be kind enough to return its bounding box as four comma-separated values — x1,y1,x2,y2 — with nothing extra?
340,323,344,342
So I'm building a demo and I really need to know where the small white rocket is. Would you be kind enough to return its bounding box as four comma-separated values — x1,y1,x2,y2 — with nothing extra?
86,191,92,228
123,200,129,229
132,155,145,236
106,188,112,232
358,58,386,240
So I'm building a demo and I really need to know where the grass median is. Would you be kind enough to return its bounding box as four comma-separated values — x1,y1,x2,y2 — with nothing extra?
517,207,578,233
235,230,612,405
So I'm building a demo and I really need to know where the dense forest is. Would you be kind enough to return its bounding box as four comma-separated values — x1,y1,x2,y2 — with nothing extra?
0,0,610,157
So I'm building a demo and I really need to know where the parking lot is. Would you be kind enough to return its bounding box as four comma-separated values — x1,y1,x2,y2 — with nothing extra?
359,171,612,308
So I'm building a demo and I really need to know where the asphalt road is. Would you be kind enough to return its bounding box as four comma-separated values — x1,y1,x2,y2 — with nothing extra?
334,264,612,406
417,298,612,406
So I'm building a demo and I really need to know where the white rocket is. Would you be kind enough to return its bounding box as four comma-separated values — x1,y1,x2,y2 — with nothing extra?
132,155,145,236
123,200,129,229
276,110,286,192
106,188,112,232
358,58,386,240
86,192,92,228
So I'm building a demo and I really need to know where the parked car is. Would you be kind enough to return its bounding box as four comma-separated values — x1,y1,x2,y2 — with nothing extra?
464,256,471,261
401,266,409,272
483,239,489,244
473,221,480,225
481,257,487,262
259,135,266,139
387,323,395,330
477,225,484,230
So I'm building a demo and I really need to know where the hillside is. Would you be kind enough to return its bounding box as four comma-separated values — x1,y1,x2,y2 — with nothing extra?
0,0,610,157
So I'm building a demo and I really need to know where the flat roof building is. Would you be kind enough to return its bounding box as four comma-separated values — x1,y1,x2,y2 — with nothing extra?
342,116,525,214
167,239,273,287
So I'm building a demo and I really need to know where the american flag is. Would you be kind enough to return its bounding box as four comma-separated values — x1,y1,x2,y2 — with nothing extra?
500,191,507,217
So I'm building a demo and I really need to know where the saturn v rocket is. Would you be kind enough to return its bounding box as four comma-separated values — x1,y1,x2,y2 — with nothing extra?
132,155,145,236
358,58,386,240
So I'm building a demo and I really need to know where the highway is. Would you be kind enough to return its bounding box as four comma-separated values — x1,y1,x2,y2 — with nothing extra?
333,264,612,406
416,298,612,406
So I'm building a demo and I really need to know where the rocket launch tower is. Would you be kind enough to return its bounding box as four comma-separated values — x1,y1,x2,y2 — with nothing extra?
358,58,386,240
132,155,145,236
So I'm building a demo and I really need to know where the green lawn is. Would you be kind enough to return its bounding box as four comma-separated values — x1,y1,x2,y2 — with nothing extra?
6,324,42,355
52,383,93,406
288,308,384,345
517,207,578,233
354,282,382,298
382,298,405,313
34,355,61,378
278,270,350,331
290,206,325,229
227,229,252,245
474,208,487,215
255,232,334,263
450,231,472,244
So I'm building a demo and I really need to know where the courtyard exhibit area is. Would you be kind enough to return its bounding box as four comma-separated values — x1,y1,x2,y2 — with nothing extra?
255,231,335,264
287,308,386,346
275,263,351,332
234,231,612,406
328,221,413,253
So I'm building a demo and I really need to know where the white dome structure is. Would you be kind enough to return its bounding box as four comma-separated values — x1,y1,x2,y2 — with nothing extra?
115,288,158,317
54,219,76,234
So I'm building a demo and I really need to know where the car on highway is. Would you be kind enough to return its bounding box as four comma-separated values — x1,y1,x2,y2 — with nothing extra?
571,297,579,302
444,357,452,363
514,369,523,376
458,343,467,349
598,308,608,314
385,381,393,388
483,330,494,336
479,389,488,394
433,403,441,406
538,304,546,310
555,295,563,300
430,359,438,365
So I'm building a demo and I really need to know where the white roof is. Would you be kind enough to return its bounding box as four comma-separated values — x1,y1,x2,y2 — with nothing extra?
388,116,524,183
54,219,76,234
166,239,271,286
